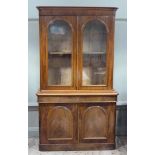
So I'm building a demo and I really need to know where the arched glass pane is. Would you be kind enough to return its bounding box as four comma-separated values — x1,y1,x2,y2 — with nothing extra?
82,20,107,85
48,20,72,86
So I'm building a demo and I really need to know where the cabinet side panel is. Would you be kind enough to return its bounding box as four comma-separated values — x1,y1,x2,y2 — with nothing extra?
39,16,47,89
107,104,116,143
39,105,48,144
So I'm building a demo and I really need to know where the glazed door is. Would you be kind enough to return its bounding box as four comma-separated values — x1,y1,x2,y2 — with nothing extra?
40,16,77,90
78,16,113,90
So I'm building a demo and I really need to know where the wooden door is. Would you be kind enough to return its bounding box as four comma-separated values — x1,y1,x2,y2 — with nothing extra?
77,16,115,90
40,16,77,90
39,104,77,144
78,103,116,143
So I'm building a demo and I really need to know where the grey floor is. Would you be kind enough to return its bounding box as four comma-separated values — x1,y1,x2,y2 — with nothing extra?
28,136,127,155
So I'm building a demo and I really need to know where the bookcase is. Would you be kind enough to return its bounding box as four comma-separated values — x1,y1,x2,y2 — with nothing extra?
37,6,118,151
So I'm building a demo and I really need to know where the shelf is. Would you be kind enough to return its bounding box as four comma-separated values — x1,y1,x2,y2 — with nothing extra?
48,51,106,55
83,52,106,54
49,51,71,55
94,72,106,75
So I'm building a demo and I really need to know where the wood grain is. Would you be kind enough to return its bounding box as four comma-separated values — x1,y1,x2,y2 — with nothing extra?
47,106,73,140
78,103,115,144
39,104,77,144
37,6,117,16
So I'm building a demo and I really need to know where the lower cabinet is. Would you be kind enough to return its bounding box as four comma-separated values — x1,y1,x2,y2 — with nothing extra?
39,102,116,150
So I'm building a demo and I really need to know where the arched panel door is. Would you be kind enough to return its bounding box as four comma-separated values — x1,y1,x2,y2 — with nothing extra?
39,104,77,144
78,16,112,90
40,16,77,90
78,103,116,143
47,106,73,140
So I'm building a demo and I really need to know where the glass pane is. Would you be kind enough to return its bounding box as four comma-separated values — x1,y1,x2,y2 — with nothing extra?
48,20,72,86
82,20,107,85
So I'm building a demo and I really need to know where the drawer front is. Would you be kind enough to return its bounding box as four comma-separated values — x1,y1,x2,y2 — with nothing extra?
39,103,77,144
38,95,117,103
78,103,116,143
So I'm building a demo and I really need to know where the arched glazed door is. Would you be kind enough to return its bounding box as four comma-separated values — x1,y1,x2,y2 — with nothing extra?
40,16,77,90
78,16,112,90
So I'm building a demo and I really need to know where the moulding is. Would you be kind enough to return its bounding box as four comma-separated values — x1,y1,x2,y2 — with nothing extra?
28,18,127,22
28,101,127,110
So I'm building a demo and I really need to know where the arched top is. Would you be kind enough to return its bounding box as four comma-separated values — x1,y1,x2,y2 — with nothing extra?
48,19,73,34
48,106,73,117
83,106,107,118
82,19,109,33
47,106,73,122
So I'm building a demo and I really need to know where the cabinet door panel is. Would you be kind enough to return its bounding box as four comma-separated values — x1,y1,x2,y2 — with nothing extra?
39,104,77,144
47,106,73,140
78,103,115,143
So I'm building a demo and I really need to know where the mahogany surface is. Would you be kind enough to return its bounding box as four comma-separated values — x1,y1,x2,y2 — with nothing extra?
37,7,118,151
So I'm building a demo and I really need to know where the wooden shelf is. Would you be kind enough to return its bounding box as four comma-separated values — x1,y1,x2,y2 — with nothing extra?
49,51,71,55
83,52,106,54
94,72,106,75
48,51,105,55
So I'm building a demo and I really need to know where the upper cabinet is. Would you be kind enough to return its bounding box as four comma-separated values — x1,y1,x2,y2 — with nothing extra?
38,7,117,91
